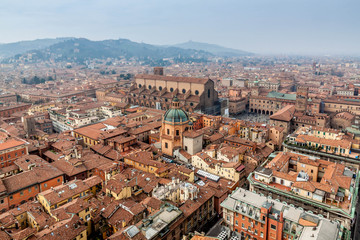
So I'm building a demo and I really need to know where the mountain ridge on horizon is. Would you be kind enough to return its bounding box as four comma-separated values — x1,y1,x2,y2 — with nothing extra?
172,40,253,57
0,37,253,61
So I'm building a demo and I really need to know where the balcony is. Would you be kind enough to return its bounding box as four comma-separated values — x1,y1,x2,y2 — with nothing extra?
248,171,360,219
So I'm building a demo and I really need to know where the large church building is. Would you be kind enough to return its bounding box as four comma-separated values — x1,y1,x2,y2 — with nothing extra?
127,67,221,115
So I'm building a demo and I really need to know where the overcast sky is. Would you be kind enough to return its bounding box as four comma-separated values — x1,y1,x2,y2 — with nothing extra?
0,0,359,55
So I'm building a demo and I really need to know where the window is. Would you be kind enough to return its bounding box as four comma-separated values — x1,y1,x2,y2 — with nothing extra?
235,220,238,226
57,178,60,182
165,142,168,148
208,89,211,98
185,146,188,151
20,191,24,196
260,232,264,238
271,224,276,230
241,223,245,228
138,84,142,88
28,188,31,193
10,196,13,200
176,130,179,136
148,85,152,89
182,89,186,94
159,86,162,91
242,215,245,220
0,199,4,204
307,192,311,196
44,183,47,188
170,88,174,92
195,90,199,95
167,129,170,135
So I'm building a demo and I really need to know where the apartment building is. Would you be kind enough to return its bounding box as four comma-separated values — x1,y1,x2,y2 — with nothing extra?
0,137,28,168
284,126,360,163
249,151,359,232
221,188,343,240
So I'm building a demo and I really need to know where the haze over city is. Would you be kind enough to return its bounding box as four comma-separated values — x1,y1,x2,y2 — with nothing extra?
1,0,360,55
2,1,360,240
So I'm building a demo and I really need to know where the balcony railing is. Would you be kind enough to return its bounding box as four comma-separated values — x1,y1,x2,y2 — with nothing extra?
283,141,360,164
248,172,359,219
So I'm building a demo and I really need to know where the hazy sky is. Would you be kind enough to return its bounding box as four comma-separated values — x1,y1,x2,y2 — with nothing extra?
1,0,359,55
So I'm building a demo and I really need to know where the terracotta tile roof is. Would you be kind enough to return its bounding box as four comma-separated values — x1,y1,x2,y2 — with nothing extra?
295,134,352,149
125,152,165,168
38,179,93,206
270,105,295,122
179,149,192,160
0,138,27,151
10,227,36,240
183,130,203,138
224,135,255,147
0,164,19,175
179,186,214,217
34,215,86,240
136,74,209,84
110,136,137,144
2,164,63,194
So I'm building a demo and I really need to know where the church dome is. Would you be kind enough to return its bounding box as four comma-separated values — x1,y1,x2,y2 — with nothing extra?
163,97,189,123
164,108,189,123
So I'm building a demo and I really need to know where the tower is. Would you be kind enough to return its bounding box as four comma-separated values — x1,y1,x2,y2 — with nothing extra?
22,115,36,137
295,86,308,113
153,67,164,76
160,97,190,156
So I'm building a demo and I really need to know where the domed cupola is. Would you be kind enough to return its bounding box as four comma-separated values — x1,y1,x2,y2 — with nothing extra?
163,97,189,124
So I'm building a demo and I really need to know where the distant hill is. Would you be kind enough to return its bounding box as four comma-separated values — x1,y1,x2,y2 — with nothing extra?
0,38,72,58
3,38,214,64
173,40,253,57
1,38,253,64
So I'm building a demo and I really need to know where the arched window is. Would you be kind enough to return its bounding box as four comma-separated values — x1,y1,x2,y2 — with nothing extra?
139,84,142,88
195,90,199,95
148,85,152,89
182,89,186,94
170,88,174,92
159,86,162,91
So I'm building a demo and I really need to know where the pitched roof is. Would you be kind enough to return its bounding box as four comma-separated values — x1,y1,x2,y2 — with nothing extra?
270,105,296,122
135,74,209,84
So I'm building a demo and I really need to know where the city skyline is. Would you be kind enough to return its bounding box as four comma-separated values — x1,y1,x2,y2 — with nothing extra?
1,0,360,55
